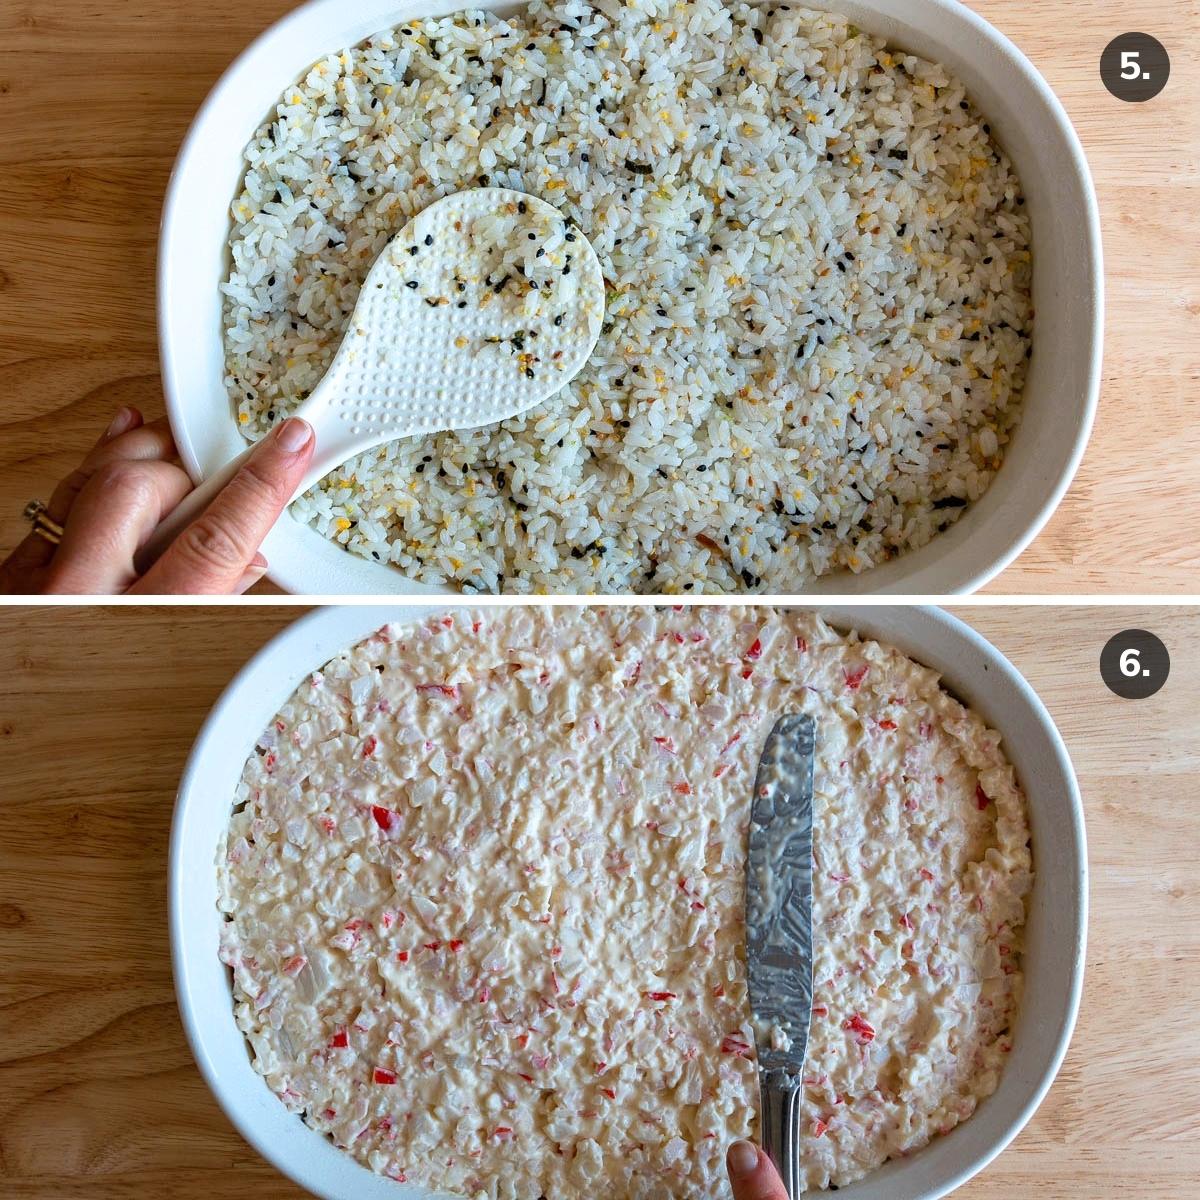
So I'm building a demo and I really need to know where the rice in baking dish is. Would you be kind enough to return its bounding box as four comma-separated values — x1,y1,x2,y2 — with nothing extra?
217,607,1032,1195
221,1,1032,593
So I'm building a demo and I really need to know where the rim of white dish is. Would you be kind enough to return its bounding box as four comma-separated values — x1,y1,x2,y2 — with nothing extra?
170,603,1087,1200
895,1,1104,595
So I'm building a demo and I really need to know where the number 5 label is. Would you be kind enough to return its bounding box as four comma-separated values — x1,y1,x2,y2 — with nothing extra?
1119,50,1144,80
1102,34,1170,102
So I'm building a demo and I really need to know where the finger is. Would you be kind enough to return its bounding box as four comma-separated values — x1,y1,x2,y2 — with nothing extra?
3,407,156,582
46,407,154,524
233,552,270,595
727,1142,789,1200
42,459,194,594
95,405,143,448
46,412,176,531
134,417,314,595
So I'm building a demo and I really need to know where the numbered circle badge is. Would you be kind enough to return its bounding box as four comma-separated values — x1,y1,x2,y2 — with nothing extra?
1101,33,1170,102
1100,629,1170,699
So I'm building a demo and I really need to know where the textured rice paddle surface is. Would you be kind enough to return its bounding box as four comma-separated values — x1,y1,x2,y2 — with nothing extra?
222,1,1032,593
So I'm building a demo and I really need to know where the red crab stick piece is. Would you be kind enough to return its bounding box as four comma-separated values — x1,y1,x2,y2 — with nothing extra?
843,1014,876,1044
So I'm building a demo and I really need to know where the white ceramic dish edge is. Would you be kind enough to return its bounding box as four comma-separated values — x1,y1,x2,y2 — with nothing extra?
157,0,1102,596
169,604,1087,1200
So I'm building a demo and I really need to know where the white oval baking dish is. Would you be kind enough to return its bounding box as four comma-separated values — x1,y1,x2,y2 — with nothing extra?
158,0,1101,596
170,603,1086,1200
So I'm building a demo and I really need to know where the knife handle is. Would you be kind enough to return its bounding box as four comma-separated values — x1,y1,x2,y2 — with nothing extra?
760,1069,802,1198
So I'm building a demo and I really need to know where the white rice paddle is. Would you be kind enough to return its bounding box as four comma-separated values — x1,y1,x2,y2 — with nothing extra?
140,187,604,570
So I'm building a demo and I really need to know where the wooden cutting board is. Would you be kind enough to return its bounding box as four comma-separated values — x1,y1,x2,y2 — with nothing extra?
1,0,1198,593
0,603,1197,1197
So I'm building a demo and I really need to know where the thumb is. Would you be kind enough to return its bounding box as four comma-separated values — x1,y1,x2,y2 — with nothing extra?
727,1141,790,1200
134,418,314,594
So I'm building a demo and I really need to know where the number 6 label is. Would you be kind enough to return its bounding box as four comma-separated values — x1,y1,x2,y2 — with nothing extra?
1119,647,1144,676
1102,630,1170,699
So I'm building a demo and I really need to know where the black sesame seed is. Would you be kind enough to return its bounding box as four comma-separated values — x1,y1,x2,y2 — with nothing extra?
424,234,433,246
406,280,419,289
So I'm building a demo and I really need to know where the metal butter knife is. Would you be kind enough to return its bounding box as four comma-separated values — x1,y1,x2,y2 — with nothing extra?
746,714,815,1199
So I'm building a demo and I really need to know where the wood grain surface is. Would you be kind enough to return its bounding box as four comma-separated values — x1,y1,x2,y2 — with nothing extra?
0,603,1197,1197
1,0,1198,593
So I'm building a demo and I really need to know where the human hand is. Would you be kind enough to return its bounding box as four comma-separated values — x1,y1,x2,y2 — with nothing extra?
727,1140,789,1200
3,407,315,595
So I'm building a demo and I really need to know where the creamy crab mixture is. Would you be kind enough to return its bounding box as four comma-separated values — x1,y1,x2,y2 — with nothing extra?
218,607,1031,1196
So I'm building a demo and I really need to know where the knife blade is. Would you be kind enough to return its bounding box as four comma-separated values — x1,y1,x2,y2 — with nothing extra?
745,713,815,1198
